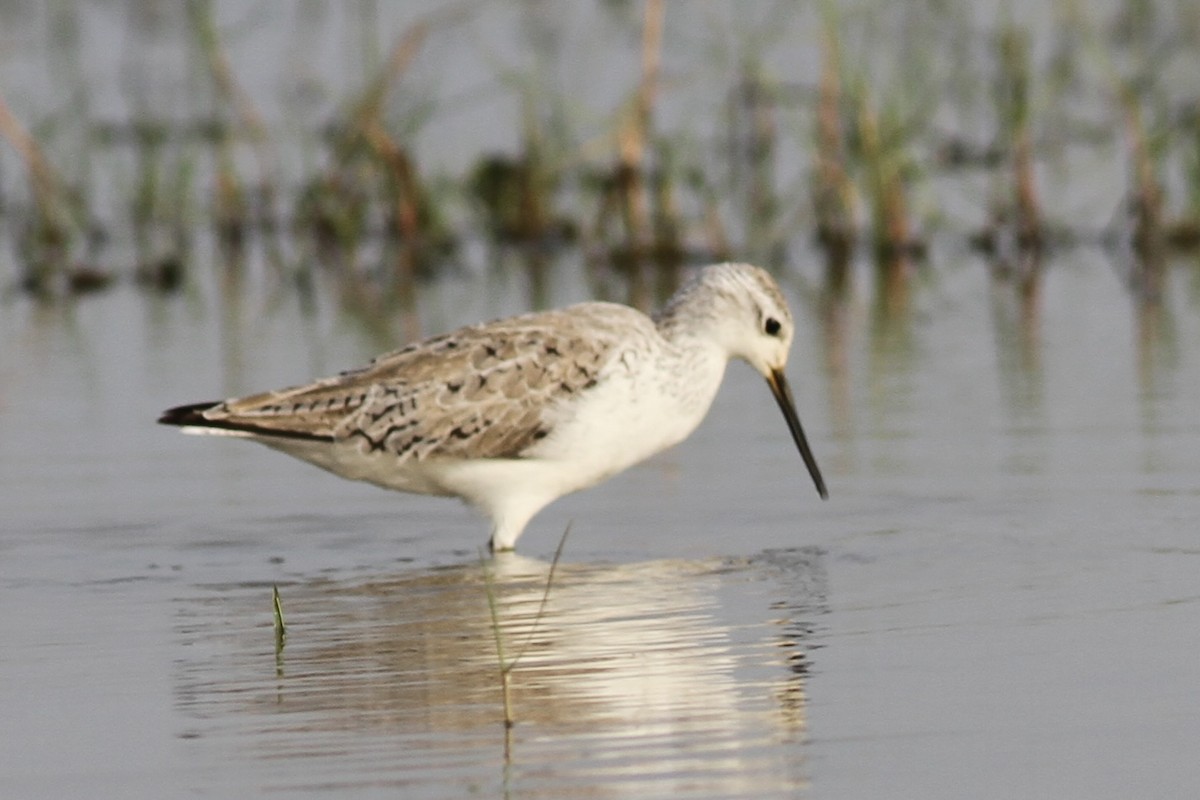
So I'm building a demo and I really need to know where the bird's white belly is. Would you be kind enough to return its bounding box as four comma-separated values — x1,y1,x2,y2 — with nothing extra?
525,354,726,493
259,435,453,496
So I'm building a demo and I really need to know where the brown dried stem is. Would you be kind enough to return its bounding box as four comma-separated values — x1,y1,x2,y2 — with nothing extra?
615,0,665,305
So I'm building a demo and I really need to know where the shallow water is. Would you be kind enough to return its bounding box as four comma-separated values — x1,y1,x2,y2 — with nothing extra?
4,246,1200,798
3,0,1200,794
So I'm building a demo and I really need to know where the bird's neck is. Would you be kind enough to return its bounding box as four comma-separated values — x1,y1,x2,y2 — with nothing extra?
649,313,729,420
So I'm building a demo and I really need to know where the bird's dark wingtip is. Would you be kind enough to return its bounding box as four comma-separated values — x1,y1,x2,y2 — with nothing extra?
157,401,222,427
157,400,334,442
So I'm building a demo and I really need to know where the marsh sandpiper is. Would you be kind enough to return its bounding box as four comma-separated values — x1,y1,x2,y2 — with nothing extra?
159,262,827,551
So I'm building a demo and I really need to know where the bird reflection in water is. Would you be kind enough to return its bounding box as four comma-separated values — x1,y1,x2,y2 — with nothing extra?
175,549,826,796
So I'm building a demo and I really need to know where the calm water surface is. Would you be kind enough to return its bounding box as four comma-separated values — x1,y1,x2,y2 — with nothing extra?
3,250,1200,798
4,2,1200,796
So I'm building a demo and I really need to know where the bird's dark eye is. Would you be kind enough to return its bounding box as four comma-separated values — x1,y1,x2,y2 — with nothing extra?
764,317,782,336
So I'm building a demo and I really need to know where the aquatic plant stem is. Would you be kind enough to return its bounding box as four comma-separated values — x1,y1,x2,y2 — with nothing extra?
509,524,571,667
0,90,80,291
272,584,287,652
480,550,514,728
480,524,572,732
813,11,857,286
615,0,664,307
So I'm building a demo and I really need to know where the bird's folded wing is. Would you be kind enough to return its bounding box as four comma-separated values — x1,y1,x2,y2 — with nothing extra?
189,306,634,460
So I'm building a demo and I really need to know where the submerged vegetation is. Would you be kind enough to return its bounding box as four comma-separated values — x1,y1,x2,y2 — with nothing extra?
481,525,570,743
0,0,1198,314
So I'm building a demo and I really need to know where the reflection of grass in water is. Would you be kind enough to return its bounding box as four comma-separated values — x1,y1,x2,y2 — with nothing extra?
481,525,571,736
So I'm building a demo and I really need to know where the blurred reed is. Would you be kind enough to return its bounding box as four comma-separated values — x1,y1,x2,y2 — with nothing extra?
1,1,1197,313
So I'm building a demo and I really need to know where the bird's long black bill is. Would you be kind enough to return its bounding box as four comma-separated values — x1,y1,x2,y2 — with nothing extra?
766,368,828,500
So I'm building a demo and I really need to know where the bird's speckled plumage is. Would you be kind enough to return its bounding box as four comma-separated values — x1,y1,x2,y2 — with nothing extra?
188,303,637,459
159,262,827,550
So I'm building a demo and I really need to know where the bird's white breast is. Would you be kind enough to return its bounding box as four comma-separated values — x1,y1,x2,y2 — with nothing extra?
523,334,728,493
